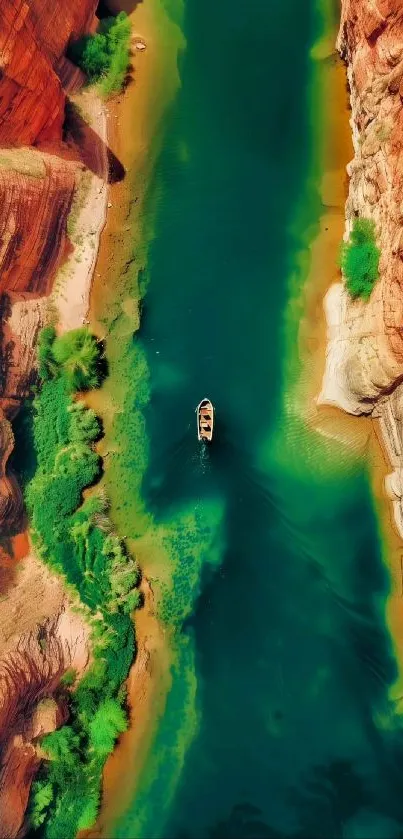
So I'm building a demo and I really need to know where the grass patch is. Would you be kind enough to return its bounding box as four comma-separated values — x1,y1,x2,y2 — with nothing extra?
0,148,46,179
339,217,380,300
69,12,131,96
66,169,92,240
27,327,141,838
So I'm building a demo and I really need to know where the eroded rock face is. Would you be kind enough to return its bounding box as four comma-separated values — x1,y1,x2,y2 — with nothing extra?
320,2,403,534
0,3,98,833
0,150,77,295
0,0,96,531
321,1,403,413
0,0,98,146
0,554,90,838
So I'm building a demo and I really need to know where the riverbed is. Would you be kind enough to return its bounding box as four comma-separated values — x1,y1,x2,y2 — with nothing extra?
90,0,403,836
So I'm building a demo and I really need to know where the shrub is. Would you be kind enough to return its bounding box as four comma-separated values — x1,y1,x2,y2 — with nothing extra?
37,326,57,381
69,401,100,443
89,698,127,756
77,34,110,80
76,794,100,831
60,668,77,688
29,781,54,828
69,12,131,94
122,588,142,613
42,727,80,767
51,328,101,391
340,217,380,300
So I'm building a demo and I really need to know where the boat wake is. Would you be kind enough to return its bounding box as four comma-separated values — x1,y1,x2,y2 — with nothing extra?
193,440,211,474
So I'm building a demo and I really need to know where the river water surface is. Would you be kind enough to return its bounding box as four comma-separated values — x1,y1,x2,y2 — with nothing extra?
94,0,403,835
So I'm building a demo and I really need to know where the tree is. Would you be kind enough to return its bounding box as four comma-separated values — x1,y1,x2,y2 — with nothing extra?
340,217,380,300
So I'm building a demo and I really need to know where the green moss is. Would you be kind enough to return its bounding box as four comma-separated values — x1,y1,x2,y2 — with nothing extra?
26,327,141,837
340,217,380,300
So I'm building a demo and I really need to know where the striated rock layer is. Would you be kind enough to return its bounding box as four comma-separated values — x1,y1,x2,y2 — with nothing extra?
0,1,100,831
0,149,78,294
0,554,90,838
320,1,403,532
0,0,97,532
0,0,98,146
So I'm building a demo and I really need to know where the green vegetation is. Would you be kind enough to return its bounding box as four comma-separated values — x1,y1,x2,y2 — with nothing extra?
51,328,100,391
27,327,141,838
59,668,77,687
69,12,131,95
339,217,380,300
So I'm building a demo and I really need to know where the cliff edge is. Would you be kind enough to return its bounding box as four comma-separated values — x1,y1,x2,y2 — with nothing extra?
0,0,98,534
320,1,403,533
0,0,97,145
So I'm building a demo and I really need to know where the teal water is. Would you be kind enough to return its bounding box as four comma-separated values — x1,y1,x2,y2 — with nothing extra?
113,0,403,836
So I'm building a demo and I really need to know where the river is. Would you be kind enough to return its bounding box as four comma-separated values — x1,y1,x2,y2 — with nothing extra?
91,0,403,836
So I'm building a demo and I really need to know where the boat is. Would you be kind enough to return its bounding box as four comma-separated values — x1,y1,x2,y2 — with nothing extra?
196,398,214,442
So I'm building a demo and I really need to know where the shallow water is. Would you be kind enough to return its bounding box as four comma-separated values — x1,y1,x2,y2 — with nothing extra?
98,0,403,836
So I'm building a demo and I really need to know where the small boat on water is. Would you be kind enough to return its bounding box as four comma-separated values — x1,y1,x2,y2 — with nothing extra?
196,398,214,442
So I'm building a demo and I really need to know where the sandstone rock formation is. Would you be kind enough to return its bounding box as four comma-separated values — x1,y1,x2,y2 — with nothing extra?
320,1,403,533
0,554,90,838
0,0,98,146
321,0,403,415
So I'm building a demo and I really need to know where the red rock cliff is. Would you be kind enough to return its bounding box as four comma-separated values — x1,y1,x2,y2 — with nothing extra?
0,0,98,535
0,2,100,834
0,0,98,146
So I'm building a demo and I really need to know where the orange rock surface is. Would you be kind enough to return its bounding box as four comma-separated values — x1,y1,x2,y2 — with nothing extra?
0,554,90,837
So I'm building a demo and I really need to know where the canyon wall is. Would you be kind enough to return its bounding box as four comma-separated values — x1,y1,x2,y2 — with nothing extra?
0,2,99,833
0,0,98,145
321,0,403,416
0,554,90,838
320,1,403,532
0,0,98,534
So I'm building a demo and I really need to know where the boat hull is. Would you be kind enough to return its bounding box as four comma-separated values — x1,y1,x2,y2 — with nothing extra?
196,398,214,442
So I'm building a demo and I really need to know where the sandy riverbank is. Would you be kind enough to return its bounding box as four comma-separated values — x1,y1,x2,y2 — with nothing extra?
52,88,109,333
81,0,184,834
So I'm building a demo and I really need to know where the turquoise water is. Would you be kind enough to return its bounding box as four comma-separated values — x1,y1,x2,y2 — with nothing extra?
112,0,403,836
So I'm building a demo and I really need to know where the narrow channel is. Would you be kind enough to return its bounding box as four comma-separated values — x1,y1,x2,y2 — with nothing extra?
101,0,403,835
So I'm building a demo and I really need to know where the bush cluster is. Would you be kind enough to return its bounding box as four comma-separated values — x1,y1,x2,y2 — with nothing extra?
27,327,141,838
69,12,131,95
340,217,380,300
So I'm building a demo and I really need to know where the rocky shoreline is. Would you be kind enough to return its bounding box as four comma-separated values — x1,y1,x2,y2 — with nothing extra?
320,0,403,537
